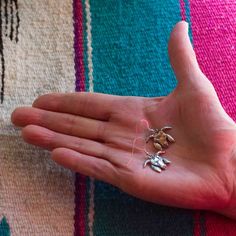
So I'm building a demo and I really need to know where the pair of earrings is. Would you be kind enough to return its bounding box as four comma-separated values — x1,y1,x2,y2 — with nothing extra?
143,126,175,173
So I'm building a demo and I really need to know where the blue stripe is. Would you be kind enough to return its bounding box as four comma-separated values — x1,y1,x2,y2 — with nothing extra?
83,0,196,235
89,0,180,97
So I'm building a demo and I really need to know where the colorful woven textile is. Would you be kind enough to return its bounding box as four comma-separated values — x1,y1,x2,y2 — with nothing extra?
0,0,235,235
74,0,236,235
0,1,75,235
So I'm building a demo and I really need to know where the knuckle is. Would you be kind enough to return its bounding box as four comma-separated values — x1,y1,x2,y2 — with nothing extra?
66,115,78,134
73,138,84,151
99,145,109,159
96,122,106,140
77,93,89,115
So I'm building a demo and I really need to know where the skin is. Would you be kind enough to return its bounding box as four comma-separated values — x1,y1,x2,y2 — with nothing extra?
11,21,236,219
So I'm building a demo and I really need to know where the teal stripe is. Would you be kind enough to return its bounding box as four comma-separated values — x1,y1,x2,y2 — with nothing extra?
82,0,195,235
94,182,194,236
0,217,10,236
89,0,180,97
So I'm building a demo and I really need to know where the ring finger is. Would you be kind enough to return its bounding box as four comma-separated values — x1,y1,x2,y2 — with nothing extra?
22,125,130,166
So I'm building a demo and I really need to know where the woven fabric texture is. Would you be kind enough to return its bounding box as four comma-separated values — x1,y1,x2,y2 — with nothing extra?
74,0,236,235
0,0,235,235
0,1,75,235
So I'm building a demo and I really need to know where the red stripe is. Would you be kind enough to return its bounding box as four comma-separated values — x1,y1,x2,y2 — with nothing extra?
205,212,236,236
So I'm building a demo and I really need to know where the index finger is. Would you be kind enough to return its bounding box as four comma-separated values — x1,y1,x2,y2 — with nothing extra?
33,92,120,121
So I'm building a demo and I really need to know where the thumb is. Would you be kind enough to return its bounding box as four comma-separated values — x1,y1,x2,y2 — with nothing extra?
168,21,236,126
168,21,203,87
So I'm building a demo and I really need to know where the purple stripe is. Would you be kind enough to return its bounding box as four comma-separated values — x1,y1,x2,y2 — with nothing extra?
73,0,85,92
73,0,86,235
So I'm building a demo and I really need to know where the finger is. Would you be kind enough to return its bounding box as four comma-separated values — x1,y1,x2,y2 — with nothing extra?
22,125,128,166
12,107,107,141
167,21,235,124
32,92,120,121
168,21,207,87
52,147,118,185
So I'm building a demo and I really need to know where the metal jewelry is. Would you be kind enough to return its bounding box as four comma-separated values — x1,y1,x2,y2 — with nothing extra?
146,126,175,151
143,151,171,173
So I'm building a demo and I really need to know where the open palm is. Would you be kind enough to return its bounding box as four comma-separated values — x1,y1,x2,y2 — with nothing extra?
11,22,236,218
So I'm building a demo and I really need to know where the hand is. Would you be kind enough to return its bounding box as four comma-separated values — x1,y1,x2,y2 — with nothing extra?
11,22,236,219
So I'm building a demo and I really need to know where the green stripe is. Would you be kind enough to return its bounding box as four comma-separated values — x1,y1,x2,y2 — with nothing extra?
0,217,10,236
94,182,194,236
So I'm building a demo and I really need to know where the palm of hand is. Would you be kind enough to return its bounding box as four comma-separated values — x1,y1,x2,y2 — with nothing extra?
92,82,236,212
11,22,236,217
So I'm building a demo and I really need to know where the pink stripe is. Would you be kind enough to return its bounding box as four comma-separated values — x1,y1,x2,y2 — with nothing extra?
204,212,236,235
74,0,86,92
179,0,186,21
73,0,86,235
74,175,86,236
190,0,236,122
190,0,236,234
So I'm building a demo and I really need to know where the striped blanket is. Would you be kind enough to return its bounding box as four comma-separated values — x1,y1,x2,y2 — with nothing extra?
0,0,236,235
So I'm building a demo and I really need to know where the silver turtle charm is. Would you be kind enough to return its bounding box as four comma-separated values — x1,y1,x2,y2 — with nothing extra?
146,126,175,150
143,151,171,173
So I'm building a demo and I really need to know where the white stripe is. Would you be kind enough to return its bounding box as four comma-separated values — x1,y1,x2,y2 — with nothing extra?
85,0,94,93
85,0,95,235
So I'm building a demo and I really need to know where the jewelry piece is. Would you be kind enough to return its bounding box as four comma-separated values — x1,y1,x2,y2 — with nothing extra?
146,126,175,150
143,151,171,173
